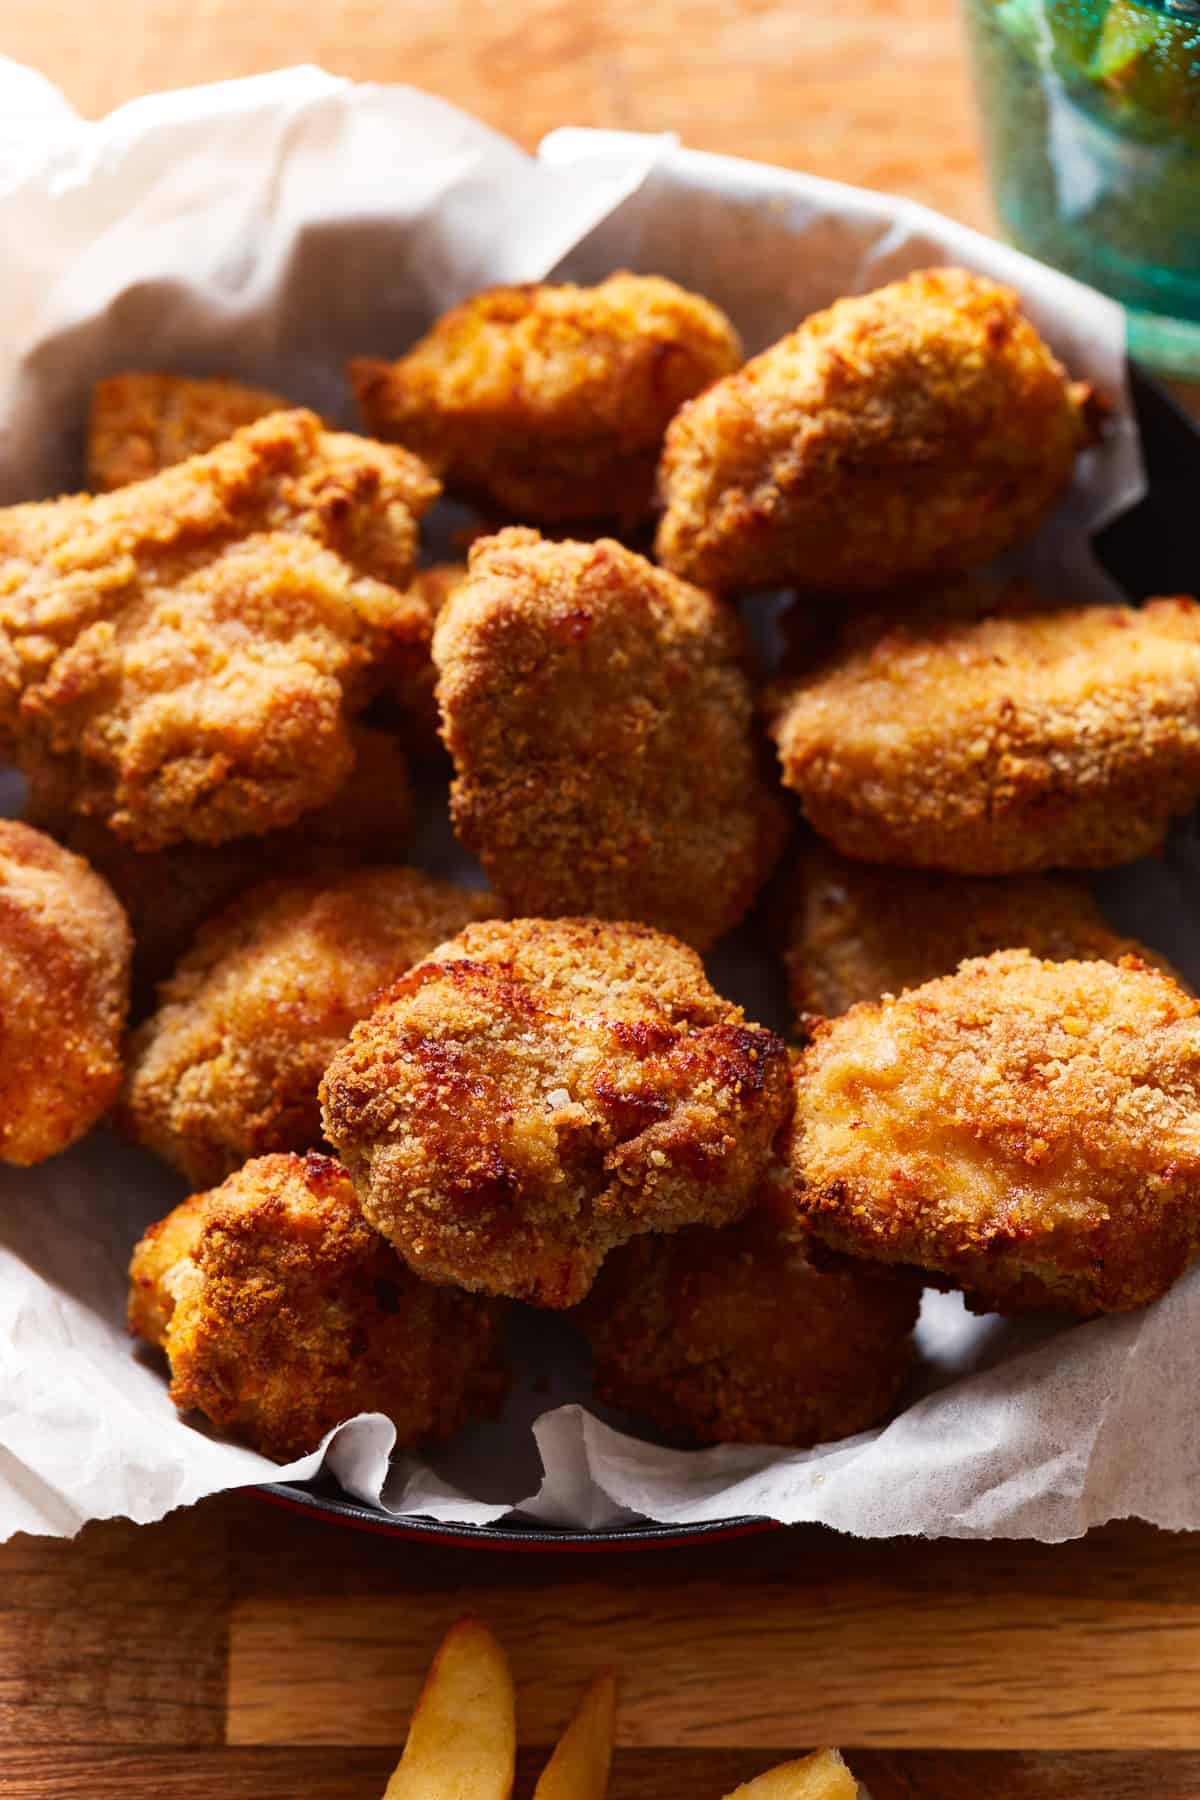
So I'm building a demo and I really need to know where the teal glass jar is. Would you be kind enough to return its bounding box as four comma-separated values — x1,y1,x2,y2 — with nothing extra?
960,0,1200,374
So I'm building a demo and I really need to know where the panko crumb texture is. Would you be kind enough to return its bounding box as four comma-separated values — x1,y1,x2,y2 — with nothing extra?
0,820,132,1165
0,409,439,850
320,917,793,1308
28,723,416,1000
578,1194,920,1446
779,844,1182,1030
656,266,1095,595
434,527,788,950
121,865,497,1188
768,598,1200,874
793,949,1200,1314
86,371,290,491
352,272,742,524
128,1150,509,1461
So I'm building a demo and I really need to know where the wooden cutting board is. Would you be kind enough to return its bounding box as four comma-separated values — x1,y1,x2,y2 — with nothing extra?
4,1493,1200,1796
1,2,1198,1793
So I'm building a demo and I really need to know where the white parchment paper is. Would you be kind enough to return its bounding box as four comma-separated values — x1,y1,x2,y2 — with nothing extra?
1,58,1194,1546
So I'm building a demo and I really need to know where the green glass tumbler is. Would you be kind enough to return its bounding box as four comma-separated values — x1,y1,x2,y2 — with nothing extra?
960,0,1200,374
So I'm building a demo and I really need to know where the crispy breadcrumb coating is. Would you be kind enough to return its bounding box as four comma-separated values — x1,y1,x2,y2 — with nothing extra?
86,372,289,491
433,529,787,950
0,820,131,1164
577,1192,920,1446
656,267,1097,594
128,1150,509,1460
320,917,793,1307
121,867,496,1187
351,273,741,525
27,725,415,999
779,844,1181,1030
0,409,439,849
768,598,1200,873
387,563,468,756
792,949,1200,1314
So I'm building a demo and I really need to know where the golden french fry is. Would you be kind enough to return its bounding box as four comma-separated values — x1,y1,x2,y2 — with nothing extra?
532,1670,617,1800
722,1747,860,1800
384,1615,516,1800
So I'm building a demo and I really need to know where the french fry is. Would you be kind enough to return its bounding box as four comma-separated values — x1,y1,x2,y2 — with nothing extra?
722,1747,860,1800
384,1615,516,1800
532,1670,617,1800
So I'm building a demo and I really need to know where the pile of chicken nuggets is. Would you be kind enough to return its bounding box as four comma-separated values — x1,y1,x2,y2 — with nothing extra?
6,262,1200,1466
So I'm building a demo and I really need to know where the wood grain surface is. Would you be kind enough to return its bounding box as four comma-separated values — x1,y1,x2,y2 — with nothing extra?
4,3,1200,1796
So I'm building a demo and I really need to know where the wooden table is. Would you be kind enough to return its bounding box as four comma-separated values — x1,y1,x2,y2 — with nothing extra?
3,2,1199,1794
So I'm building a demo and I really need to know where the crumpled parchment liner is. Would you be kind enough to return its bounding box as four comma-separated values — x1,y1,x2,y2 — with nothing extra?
2,58,1195,1546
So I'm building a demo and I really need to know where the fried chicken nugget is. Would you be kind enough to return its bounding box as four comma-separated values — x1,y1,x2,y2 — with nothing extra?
780,844,1180,1031
577,1192,920,1446
768,598,1200,874
792,949,1200,1314
28,725,415,998
0,409,439,849
0,820,132,1164
656,267,1097,595
320,917,793,1308
86,371,289,491
433,529,788,950
128,1150,509,1460
351,273,742,525
121,867,496,1187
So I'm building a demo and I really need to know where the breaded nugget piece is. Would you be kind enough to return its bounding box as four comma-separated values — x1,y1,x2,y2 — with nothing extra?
28,725,415,997
121,867,496,1187
128,1150,509,1460
433,529,787,950
321,917,793,1307
387,563,468,755
0,820,132,1163
87,372,289,491
577,1193,920,1446
768,598,1200,874
656,267,1097,594
780,844,1180,1030
0,409,439,850
352,273,741,525
792,949,1200,1314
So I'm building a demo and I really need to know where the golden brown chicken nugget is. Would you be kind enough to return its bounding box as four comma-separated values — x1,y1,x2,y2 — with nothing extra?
779,844,1181,1031
656,267,1098,595
768,598,1200,874
320,917,793,1308
120,866,496,1188
28,725,415,999
578,1193,920,1446
86,371,290,490
352,273,741,524
792,949,1200,1314
434,529,787,950
0,820,132,1164
0,409,438,850
128,1150,509,1460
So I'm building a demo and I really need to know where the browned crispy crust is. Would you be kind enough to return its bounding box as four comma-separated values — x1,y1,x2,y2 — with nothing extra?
86,372,290,491
767,598,1200,874
128,1150,509,1461
386,562,468,756
791,949,1200,1314
119,865,497,1188
320,917,793,1308
0,819,131,1164
433,528,788,950
655,267,1094,594
27,725,416,999
577,1194,920,1446
0,409,439,849
352,273,741,525
778,843,1183,1031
